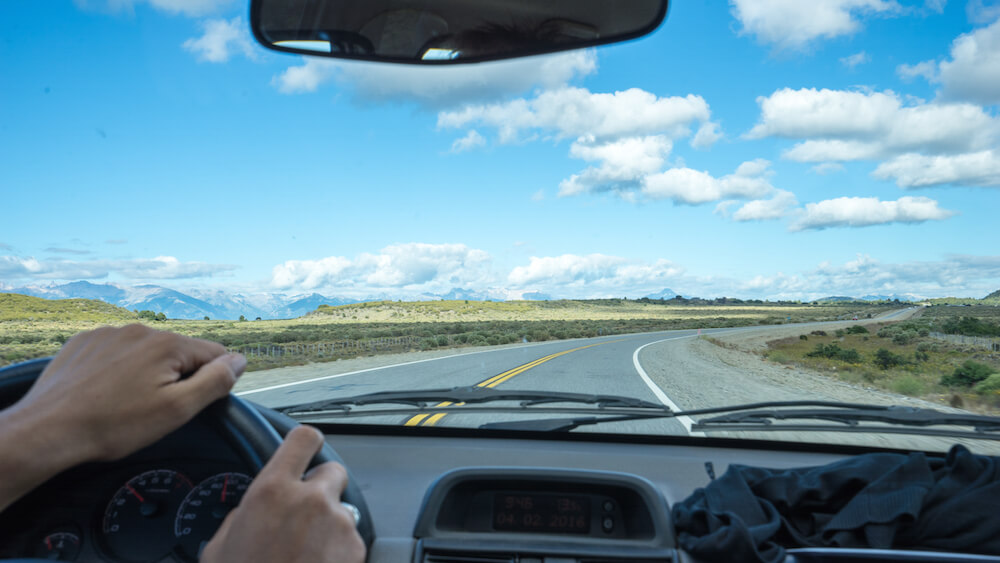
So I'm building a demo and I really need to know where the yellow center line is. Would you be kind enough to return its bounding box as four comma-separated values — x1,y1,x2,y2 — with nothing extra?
403,340,622,427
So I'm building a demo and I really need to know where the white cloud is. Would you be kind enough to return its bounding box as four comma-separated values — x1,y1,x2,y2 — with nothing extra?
558,136,673,196
840,51,871,68
270,243,492,292
873,150,1000,187
439,86,731,202
897,60,938,81
0,255,236,281
811,162,847,174
790,196,956,230
439,87,713,143
729,0,900,49
507,254,682,295
272,59,338,94
896,18,1000,105
182,17,256,63
691,122,723,149
272,50,597,107
641,159,778,205
74,0,232,17
716,190,800,222
749,87,1000,187
743,253,1000,301
968,0,1000,24
450,130,486,153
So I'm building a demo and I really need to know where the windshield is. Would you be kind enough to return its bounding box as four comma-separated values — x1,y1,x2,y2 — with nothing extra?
3,0,1000,454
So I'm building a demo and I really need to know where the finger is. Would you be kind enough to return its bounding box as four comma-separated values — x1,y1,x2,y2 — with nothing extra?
172,334,228,374
167,354,245,418
261,426,324,479
303,461,349,499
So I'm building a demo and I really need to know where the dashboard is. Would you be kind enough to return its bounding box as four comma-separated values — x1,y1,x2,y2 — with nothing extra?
4,407,1000,563
0,417,253,562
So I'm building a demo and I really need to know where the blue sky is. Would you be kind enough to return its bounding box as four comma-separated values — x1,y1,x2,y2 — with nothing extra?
2,0,999,301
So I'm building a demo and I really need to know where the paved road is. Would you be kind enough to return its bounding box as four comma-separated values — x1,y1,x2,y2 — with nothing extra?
239,307,920,436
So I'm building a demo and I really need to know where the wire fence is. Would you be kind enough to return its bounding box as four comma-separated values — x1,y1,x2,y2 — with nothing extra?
228,336,421,358
929,332,1000,352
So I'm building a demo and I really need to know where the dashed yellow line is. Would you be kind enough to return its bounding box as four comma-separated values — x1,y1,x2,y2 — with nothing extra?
403,341,619,427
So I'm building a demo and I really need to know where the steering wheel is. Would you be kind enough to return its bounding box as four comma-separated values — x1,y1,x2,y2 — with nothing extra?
0,358,375,561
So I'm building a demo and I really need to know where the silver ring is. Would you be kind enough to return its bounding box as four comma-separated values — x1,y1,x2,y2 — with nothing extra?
341,501,361,526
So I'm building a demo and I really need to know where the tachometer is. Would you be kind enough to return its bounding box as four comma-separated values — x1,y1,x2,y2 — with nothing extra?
102,470,192,562
174,472,252,560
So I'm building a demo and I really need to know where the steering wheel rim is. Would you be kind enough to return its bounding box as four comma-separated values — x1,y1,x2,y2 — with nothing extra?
0,357,374,558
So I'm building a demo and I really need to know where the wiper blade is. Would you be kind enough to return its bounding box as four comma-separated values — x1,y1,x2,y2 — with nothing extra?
693,405,1000,433
478,402,1000,438
276,386,668,415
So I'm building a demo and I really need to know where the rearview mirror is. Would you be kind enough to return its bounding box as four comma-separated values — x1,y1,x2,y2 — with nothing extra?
250,0,668,64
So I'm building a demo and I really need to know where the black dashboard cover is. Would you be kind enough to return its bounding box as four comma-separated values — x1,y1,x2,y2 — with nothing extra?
672,444,1000,563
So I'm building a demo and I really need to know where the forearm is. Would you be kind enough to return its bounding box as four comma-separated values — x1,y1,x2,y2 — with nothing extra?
0,403,88,513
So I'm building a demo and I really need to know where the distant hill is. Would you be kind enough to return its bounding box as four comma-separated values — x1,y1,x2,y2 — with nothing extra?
0,293,137,322
812,296,857,303
985,289,1000,303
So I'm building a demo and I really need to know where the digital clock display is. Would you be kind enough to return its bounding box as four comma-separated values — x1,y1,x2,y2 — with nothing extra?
492,493,591,534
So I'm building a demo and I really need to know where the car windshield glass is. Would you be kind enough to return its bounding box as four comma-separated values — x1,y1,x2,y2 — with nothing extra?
3,1,1000,454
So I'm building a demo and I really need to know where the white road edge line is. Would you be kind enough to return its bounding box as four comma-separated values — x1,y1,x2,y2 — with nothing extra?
632,335,701,436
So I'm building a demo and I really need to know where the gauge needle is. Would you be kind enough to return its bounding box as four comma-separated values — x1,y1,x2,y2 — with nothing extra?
221,474,229,503
46,537,52,550
126,484,145,503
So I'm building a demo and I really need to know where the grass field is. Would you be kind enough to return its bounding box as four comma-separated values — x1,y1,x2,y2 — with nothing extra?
0,294,897,370
763,311,1000,413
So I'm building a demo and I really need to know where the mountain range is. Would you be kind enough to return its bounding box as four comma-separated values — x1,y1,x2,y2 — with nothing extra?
0,282,553,320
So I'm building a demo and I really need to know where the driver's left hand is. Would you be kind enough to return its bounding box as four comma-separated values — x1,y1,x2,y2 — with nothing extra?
0,324,245,511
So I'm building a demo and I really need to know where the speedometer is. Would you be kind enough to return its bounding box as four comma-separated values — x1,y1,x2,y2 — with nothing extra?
102,470,192,562
174,472,252,560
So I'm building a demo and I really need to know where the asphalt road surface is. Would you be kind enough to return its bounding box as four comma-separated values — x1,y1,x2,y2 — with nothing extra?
238,307,926,438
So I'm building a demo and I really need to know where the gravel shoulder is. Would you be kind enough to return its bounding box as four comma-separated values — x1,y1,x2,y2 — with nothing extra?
639,312,1000,454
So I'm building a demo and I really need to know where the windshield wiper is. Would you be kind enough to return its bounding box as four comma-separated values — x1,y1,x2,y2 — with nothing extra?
479,402,1000,439
276,386,668,415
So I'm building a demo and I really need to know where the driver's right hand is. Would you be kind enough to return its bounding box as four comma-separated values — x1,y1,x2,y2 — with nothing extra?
200,425,367,563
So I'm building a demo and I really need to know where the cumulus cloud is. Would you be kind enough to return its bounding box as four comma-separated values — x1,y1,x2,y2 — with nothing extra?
873,150,1000,187
507,254,682,295
642,159,778,205
558,136,673,196
790,196,956,230
74,0,233,17
270,243,492,292
438,87,712,143
716,190,800,222
450,130,486,153
896,17,1000,105
272,50,597,107
968,0,1000,24
182,17,257,63
748,87,1000,187
272,59,337,94
439,86,732,202
840,51,871,68
738,253,1000,301
0,255,236,282
729,0,900,49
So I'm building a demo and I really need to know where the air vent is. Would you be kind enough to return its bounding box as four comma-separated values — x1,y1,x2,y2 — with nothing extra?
424,553,515,563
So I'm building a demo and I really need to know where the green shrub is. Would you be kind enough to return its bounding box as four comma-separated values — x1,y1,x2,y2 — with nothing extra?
810,330,827,336
806,343,861,363
974,374,1000,395
799,334,809,340
874,348,904,370
846,325,869,334
834,329,846,337
941,361,996,388
891,375,926,396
